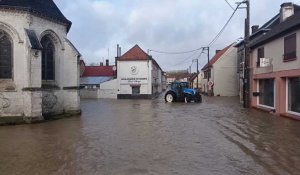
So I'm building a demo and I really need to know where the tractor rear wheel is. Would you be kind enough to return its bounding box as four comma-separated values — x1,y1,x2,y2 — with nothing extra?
165,92,175,103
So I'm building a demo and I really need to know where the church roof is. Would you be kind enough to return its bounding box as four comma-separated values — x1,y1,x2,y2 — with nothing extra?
0,0,71,31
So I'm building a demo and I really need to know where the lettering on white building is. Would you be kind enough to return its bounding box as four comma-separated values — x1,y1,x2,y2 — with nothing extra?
120,77,148,84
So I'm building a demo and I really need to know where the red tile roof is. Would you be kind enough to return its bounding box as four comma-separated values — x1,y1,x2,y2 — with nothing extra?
119,44,150,61
201,44,233,70
82,66,114,77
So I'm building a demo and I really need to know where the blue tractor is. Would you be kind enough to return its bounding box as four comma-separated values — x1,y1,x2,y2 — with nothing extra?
165,82,202,103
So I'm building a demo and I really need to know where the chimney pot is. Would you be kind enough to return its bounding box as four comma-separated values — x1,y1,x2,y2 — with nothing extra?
251,25,259,34
100,62,103,66
216,50,221,54
105,59,109,66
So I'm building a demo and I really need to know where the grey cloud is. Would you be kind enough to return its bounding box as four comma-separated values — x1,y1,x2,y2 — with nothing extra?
54,0,300,70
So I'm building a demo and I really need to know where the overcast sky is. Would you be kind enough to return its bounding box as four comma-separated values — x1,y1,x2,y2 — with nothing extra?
54,0,300,71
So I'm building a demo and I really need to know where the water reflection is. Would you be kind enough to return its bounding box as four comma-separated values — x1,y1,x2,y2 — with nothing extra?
0,97,300,175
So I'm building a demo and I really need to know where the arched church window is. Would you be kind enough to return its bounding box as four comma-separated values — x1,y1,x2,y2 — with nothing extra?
0,30,12,79
41,36,55,80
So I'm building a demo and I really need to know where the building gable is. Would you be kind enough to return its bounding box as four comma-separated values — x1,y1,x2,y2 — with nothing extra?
119,45,150,61
201,44,233,71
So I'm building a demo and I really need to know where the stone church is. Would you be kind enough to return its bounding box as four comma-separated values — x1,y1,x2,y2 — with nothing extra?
0,0,81,123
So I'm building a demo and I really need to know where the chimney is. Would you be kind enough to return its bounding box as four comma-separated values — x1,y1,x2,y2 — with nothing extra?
116,44,122,57
105,59,109,66
251,25,259,34
280,2,294,22
216,50,221,54
100,62,104,66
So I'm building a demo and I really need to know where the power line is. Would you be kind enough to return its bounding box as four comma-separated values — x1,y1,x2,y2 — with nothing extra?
170,49,202,67
149,47,203,55
208,4,240,47
224,0,235,10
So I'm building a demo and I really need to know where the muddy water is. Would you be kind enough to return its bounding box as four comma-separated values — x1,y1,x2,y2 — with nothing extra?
1,96,300,175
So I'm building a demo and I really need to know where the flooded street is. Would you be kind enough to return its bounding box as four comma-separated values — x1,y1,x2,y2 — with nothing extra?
1,96,300,175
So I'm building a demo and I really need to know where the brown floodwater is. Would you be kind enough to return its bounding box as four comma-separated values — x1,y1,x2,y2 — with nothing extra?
0,96,300,175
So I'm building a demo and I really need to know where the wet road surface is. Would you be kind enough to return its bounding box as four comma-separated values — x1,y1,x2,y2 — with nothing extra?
1,96,300,175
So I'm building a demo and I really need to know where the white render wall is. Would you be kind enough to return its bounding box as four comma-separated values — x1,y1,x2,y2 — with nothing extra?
117,60,152,95
99,79,118,99
252,30,300,74
213,46,238,96
0,11,80,122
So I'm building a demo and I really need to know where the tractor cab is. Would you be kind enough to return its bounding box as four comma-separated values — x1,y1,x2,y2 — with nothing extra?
165,82,202,103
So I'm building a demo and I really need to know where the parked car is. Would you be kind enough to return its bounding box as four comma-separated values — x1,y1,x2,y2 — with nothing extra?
164,82,202,103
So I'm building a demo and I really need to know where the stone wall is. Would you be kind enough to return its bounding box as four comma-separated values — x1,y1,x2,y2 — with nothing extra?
0,11,81,124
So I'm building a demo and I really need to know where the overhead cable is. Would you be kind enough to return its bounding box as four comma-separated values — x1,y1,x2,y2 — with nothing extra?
224,0,235,10
149,47,203,55
208,4,240,47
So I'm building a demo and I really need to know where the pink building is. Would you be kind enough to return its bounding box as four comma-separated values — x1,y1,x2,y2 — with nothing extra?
250,3,300,120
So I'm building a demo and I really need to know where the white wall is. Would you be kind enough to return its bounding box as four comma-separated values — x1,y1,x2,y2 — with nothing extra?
99,79,118,99
213,46,238,96
0,11,80,121
117,60,152,95
252,30,300,74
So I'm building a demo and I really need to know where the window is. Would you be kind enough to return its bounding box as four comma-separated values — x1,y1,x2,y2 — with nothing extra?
257,47,264,67
132,86,140,95
258,79,274,108
204,69,211,79
284,33,297,61
41,36,55,80
288,77,300,114
0,30,12,79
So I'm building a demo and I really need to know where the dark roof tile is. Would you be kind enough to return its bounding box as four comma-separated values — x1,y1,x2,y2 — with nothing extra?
250,12,300,48
0,0,71,31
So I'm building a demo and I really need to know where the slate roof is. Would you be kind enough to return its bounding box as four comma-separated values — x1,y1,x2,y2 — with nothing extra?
82,66,114,77
202,44,233,71
80,77,113,85
25,29,42,50
0,0,71,31
235,14,280,47
250,10,300,48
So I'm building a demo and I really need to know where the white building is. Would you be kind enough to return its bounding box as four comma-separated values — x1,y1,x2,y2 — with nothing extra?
116,45,164,99
0,0,81,124
201,44,238,96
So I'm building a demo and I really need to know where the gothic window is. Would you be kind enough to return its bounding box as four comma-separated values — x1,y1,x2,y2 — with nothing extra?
41,36,55,80
0,30,12,79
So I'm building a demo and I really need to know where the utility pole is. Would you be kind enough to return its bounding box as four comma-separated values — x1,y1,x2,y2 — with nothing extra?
243,0,250,108
203,47,210,82
196,59,199,90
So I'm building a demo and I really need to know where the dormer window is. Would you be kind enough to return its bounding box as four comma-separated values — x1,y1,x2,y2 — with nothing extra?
284,33,297,61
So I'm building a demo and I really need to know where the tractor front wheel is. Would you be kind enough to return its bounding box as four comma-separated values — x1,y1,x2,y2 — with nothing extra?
185,94,192,103
165,92,176,103
195,94,202,103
